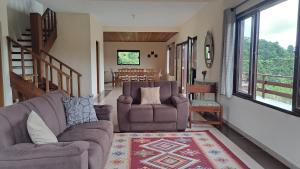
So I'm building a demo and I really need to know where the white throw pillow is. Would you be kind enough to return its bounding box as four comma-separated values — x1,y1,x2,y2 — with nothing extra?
27,111,58,144
140,87,161,104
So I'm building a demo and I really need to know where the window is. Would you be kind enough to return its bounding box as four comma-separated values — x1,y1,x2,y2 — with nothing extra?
236,16,254,95
235,0,300,113
117,50,140,65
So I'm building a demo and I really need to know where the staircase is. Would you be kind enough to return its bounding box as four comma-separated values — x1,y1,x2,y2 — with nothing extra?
8,8,82,102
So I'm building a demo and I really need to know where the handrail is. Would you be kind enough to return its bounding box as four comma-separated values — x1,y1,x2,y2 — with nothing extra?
241,72,293,99
41,50,82,76
7,37,70,77
7,37,73,95
42,8,51,18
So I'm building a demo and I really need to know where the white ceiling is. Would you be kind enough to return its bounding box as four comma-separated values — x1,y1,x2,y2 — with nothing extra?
37,0,213,27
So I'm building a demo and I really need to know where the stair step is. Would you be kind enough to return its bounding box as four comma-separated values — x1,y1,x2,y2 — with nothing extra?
12,51,31,55
13,66,33,69
17,39,31,42
13,45,32,48
27,28,51,32
12,59,33,62
13,69,33,75
22,33,32,36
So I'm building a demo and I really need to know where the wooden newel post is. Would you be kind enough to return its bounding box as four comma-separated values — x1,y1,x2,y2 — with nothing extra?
30,13,44,80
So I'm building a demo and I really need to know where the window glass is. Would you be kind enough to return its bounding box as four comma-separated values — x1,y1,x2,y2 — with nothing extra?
237,17,253,94
256,0,298,110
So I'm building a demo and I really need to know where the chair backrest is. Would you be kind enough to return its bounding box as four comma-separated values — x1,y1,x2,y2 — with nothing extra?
186,83,217,94
123,81,178,104
0,91,67,148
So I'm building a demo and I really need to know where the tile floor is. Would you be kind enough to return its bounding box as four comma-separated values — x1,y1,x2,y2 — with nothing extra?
99,83,289,169
218,125,289,169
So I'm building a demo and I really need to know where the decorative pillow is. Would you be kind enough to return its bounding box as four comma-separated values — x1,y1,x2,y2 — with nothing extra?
27,111,58,144
63,96,98,127
140,87,161,104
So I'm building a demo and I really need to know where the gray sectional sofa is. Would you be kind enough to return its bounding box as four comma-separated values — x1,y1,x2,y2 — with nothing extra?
117,81,189,132
0,91,113,169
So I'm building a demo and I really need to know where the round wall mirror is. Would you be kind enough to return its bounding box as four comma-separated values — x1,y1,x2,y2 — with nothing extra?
204,31,214,68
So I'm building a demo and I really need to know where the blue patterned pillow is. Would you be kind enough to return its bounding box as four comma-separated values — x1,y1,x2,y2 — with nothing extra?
63,96,98,127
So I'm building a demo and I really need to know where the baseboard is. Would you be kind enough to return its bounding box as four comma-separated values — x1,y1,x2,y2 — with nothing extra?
225,121,299,169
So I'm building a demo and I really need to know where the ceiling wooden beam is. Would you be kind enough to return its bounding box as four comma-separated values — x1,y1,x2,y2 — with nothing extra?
104,32,177,42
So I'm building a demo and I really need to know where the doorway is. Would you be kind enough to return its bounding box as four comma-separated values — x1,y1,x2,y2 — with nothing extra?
96,41,100,95
0,25,4,106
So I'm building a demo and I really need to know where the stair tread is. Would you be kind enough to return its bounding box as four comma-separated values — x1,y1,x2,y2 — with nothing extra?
12,51,31,54
17,39,31,42
12,59,33,61
22,33,32,36
13,66,33,69
13,45,32,48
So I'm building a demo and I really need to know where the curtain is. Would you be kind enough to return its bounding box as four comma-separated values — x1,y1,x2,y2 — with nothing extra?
220,9,236,98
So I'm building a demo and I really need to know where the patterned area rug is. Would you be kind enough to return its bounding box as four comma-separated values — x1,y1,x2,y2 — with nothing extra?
105,131,250,169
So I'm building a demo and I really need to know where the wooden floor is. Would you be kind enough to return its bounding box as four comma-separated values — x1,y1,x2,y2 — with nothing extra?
218,124,289,169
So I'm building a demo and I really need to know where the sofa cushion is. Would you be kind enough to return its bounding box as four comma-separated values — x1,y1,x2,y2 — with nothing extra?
125,82,153,104
58,128,111,154
27,111,58,144
140,87,161,104
153,104,177,122
87,142,104,169
130,104,153,122
63,96,98,127
74,121,113,141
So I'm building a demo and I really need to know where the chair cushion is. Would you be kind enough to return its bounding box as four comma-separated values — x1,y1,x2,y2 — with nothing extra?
191,100,220,107
130,104,153,122
153,104,177,122
63,96,98,127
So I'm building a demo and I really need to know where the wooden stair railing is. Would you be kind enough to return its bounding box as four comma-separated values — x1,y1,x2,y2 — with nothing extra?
30,8,57,54
30,8,57,84
41,50,82,96
7,37,76,96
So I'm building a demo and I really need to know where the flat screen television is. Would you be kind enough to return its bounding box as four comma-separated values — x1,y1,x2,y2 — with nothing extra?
117,50,140,65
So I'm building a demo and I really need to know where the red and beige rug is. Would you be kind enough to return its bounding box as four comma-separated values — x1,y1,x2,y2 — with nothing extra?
105,131,254,169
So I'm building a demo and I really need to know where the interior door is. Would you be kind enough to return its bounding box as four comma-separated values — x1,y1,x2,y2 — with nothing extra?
168,42,176,76
0,26,3,106
181,42,188,94
96,41,100,95
176,44,182,88
189,37,197,84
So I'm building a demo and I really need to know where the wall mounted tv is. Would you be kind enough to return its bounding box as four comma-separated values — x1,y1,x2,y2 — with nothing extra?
117,50,140,65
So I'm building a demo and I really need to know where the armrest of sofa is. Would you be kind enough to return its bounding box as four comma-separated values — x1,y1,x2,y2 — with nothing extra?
117,95,133,104
94,105,113,121
117,95,133,132
0,141,89,169
171,95,189,131
171,95,189,106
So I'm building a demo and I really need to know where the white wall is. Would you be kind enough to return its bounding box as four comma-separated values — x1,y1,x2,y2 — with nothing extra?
90,15,105,95
49,13,92,96
104,42,166,82
7,0,44,39
0,0,13,106
172,0,300,168
50,12,104,97
167,0,225,82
